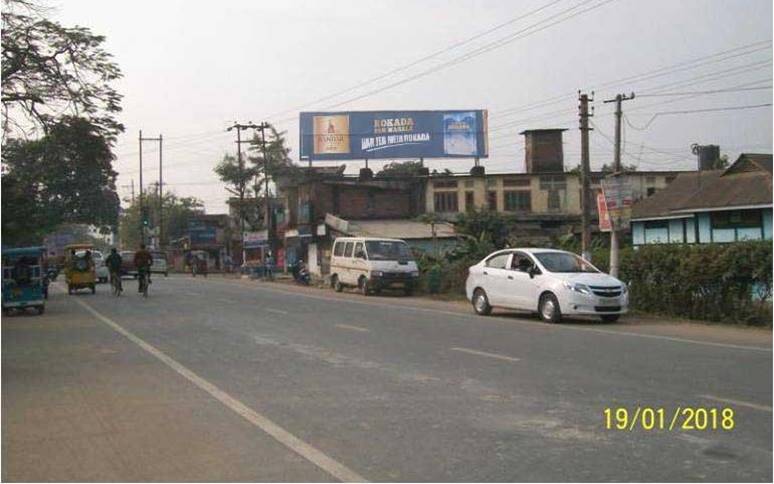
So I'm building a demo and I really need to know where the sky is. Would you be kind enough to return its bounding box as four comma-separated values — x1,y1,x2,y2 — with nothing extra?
52,0,773,213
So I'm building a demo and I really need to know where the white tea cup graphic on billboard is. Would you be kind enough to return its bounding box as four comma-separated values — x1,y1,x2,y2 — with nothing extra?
313,115,350,154
443,112,477,156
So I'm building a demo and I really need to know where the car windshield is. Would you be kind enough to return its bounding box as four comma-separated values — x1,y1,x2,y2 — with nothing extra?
364,241,413,261
534,252,599,273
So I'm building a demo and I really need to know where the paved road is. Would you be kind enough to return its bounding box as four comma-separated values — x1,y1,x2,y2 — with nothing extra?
3,275,772,482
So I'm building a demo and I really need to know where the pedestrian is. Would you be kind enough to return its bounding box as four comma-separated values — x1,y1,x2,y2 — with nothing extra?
265,252,274,281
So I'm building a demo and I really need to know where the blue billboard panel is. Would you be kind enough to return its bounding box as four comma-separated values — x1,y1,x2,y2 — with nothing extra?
188,221,217,245
299,110,488,160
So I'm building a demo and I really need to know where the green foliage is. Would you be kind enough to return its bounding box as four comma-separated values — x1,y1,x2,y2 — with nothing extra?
2,0,123,140
376,160,426,177
620,242,772,325
453,210,511,250
2,116,120,245
248,124,297,193
119,187,203,249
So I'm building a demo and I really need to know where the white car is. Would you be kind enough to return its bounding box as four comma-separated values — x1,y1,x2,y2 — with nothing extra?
92,250,109,283
465,248,628,323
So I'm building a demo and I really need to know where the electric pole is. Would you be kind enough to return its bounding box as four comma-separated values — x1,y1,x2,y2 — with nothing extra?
140,132,163,249
578,91,594,261
255,122,272,264
603,92,635,278
228,122,260,267
158,134,163,248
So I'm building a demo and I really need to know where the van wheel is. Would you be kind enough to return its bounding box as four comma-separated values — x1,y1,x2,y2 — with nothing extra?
359,277,370,296
539,293,562,323
472,288,492,316
332,275,343,292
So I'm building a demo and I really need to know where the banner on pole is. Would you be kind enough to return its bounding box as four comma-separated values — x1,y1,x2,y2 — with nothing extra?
596,191,612,232
601,175,633,230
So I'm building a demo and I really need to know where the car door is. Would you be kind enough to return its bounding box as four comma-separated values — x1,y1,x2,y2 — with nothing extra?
480,252,512,306
503,251,542,309
351,242,368,282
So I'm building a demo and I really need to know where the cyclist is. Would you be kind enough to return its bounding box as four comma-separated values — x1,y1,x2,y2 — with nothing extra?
105,248,123,294
133,244,153,294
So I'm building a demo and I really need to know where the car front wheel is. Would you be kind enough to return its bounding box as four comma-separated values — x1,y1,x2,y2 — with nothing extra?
472,288,492,316
539,293,562,323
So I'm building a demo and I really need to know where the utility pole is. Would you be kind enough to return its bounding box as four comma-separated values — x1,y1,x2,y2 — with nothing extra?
138,130,144,245
603,92,635,278
131,179,135,204
578,91,594,261
255,122,272,263
140,132,163,249
227,122,260,267
158,134,163,248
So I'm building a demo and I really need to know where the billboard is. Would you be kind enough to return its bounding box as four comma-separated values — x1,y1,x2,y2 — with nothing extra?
300,110,489,160
188,221,217,245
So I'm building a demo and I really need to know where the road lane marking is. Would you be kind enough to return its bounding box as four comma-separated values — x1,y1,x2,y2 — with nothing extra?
699,394,772,412
218,298,236,304
266,308,288,315
184,291,202,297
69,296,367,483
450,347,520,363
172,278,772,353
335,324,369,333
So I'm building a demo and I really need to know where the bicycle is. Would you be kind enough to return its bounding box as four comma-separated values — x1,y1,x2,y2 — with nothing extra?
110,271,123,296
138,270,149,297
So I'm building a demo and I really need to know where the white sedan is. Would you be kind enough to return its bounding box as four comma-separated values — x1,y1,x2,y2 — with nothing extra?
465,248,628,323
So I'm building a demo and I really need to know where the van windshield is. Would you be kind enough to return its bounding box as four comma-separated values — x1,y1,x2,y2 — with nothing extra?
365,241,413,261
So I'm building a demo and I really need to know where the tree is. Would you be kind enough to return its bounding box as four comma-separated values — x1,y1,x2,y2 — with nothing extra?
214,153,259,231
1,0,123,140
376,160,427,177
248,124,297,196
2,116,120,245
118,187,204,249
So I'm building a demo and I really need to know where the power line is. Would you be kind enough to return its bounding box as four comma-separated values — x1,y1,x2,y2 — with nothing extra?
265,0,567,119
637,85,772,97
624,103,773,130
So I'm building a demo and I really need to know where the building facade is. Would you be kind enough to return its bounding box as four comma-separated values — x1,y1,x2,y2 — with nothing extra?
631,154,772,245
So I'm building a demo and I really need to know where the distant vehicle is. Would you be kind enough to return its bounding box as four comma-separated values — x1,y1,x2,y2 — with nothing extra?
329,237,419,296
150,251,168,276
64,243,96,294
465,248,629,323
120,250,136,277
92,250,109,283
2,246,46,315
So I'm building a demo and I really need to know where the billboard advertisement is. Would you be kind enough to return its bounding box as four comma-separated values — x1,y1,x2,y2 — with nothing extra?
300,110,489,160
188,221,217,245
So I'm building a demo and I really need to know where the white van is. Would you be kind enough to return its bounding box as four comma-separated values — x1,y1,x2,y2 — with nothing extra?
329,237,419,296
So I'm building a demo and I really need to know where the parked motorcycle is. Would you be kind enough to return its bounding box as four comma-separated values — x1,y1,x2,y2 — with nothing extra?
291,262,311,285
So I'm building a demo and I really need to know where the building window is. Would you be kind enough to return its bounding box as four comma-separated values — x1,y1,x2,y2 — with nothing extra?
539,175,566,190
487,191,497,211
646,187,657,197
434,192,459,212
503,178,531,187
504,191,531,212
433,180,457,189
712,210,761,229
465,191,474,212
547,190,561,211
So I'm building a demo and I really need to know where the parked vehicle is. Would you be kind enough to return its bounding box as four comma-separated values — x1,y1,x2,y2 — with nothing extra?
2,246,46,315
189,250,208,277
151,251,169,276
290,261,311,285
120,250,136,277
65,244,97,294
92,250,109,283
465,248,628,323
329,237,419,296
